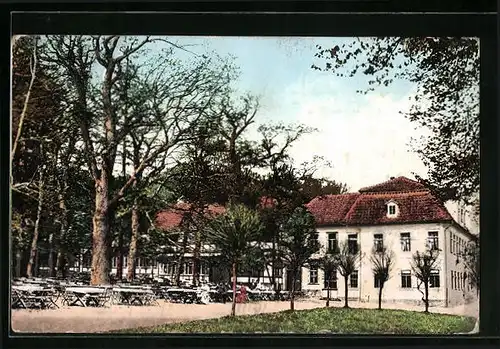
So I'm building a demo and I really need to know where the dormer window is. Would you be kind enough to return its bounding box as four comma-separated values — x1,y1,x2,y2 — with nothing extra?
386,200,398,218
388,205,396,215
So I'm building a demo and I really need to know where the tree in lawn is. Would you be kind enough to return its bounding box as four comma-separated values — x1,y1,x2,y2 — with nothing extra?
318,247,339,308
370,245,395,310
312,38,479,205
410,248,440,313
205,204,263,316
278,207,320,311
336,241,361,308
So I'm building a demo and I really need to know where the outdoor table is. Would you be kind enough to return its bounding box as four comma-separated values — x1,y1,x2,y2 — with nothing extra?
12,285,59,309
64,287,109,307
165,288,198,303
112,288,157,306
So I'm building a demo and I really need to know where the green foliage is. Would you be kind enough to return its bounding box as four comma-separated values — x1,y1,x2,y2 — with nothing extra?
278,207,320,271
205,204,263,264
117,307,476,334
313,37,479,204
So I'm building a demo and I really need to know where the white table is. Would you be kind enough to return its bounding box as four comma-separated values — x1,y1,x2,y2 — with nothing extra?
12,285,58,309
113,288,156,305
12,285,47,292
64,287,108,307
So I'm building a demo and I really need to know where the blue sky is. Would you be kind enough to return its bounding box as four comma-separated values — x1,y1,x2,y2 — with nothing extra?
148,36,428,192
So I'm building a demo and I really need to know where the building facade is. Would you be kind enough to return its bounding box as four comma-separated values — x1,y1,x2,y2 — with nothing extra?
302,176,478,307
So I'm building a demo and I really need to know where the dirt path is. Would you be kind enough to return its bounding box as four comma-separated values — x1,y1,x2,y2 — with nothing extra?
11,299,478,334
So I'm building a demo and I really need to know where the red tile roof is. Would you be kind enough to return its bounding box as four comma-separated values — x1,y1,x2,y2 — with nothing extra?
359,176,428,193
156,203,226,231
306,176,453,226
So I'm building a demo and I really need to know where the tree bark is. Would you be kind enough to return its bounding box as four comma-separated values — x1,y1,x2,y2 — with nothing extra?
90,182,112,285
344,275,349,308
378,283,383,310
116,230,124,280
56,252,66,278
175,231,189,286
26,161,45,278
231,261,237,316
424,282,429,313
290,269,296,311
192,230,201,287
56,192,69,278
127,203,140,281
326,280,330,308
48,233,55,277
15,251,22,278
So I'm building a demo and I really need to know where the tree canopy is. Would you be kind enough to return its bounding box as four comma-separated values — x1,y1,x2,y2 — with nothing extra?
312,37,479,205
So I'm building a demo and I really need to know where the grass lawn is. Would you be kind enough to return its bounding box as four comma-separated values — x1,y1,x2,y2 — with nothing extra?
114,307,476,334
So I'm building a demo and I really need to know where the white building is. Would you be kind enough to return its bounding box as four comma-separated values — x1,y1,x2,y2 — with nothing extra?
302,176,478,307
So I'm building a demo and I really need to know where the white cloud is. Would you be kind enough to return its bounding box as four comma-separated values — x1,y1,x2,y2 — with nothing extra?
257,73,431,192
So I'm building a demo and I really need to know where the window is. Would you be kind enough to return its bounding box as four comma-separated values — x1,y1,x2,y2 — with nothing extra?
450,234,454,254
374,275,382,288
451,271,454,290
387,201,398,217
328,232,338,253
112,257,117,268
429,270,440,288
314,232,319,241
388,205,396,215
324,267,337,289
400,232,411,251
401,270,412,288
274,267,284,278
348,234,358,254
427,231,439,250
374,234,384,252
309,268,318,284
184,262,193,275
350,270,359,288
167,263,177,275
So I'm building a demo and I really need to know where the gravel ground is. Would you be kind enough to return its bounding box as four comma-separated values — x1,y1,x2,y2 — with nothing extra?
11,299,479,334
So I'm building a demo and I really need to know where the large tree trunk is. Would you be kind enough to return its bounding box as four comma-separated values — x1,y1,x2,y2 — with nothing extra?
231,262,237,316
26,161,45,278
344,275,349,308
90,183,111,285
127,203,140,281
290,269,296,311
